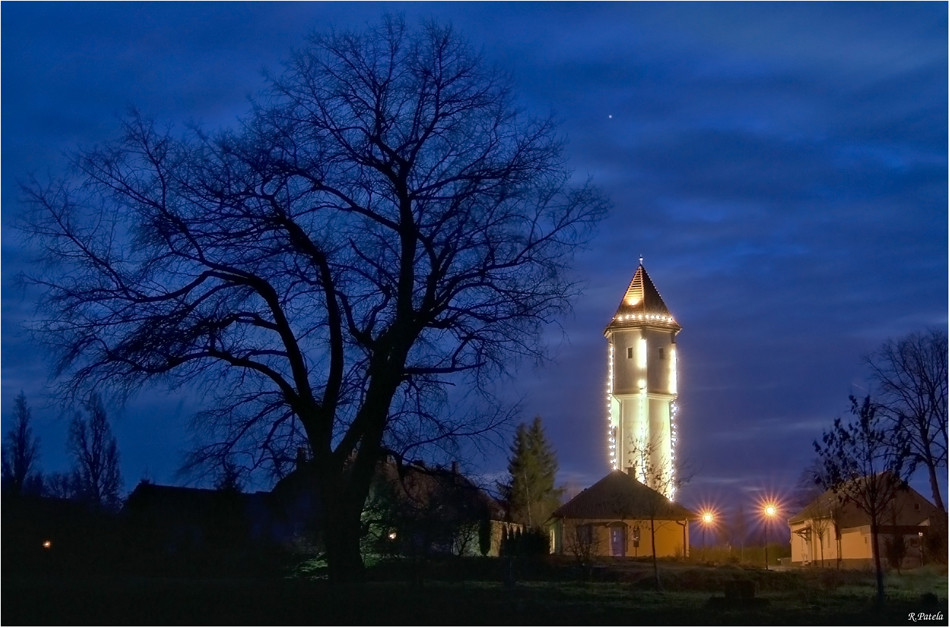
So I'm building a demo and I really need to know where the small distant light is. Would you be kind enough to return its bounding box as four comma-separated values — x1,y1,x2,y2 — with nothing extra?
42,540,52,549
388,531,397,541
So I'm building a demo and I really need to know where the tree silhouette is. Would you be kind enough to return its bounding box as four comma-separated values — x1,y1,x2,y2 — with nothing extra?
866,328,947,514
726,505,749,563
67,394,123,510
814,395,909,604
795,460,839,567
1,391,42,495
628,436,690,589
500,416,563,528
23,18,605,582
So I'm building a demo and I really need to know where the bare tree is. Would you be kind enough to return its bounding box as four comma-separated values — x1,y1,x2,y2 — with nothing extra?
22,18,605,582
43,471,75,500
813,395,909,604
565,522,599,576
802,492,838,568
68,394,123,510
1,391,42,495
795,460,839,568
866,328,947,514
628,437,689,589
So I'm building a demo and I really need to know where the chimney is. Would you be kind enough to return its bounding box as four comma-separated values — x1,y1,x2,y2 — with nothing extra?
451,461,460,475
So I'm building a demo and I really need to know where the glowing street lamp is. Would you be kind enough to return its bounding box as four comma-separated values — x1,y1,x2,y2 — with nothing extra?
700,510,715,562
763,503,778,570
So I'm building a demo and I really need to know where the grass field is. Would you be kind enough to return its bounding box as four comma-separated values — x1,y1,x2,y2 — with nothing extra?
3,556,946,625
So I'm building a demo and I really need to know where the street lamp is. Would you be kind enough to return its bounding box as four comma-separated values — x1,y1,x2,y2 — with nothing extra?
700,510,715,562
763,503,778,570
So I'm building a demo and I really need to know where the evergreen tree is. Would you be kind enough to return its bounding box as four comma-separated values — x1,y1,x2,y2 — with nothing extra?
1,391,42,495
501,416,563,528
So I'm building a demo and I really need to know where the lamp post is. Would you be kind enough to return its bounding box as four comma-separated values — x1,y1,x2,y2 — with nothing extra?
763,503,777,570
701,511,715,562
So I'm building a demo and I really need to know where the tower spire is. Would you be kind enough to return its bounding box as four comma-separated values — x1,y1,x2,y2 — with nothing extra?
606,263,680,332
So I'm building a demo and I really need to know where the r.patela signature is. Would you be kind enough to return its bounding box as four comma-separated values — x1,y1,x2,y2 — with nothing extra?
908,612,944,622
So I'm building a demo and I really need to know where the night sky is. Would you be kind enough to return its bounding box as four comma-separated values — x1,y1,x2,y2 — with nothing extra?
2,2,947,524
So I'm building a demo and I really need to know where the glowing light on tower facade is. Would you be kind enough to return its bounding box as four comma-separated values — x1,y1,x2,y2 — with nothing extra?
604,261,681,499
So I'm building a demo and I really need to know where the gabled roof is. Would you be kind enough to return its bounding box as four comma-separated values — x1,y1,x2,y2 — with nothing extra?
787,476,939,528
123,482,270,519
605,264,680,333
551,470,693,521
373,459,505,521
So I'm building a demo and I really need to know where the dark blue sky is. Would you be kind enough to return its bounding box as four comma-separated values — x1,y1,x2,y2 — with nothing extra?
2,2,947,519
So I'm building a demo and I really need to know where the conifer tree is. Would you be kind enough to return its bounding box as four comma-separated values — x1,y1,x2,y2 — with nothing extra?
2,391,42,495
501,416,563,528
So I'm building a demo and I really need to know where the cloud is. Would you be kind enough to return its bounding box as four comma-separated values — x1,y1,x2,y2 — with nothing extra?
1,2,944,502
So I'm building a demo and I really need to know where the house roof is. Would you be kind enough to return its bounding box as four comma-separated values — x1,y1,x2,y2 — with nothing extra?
373,459,505,521
604,264,680,333
788,476,939,528
272,456,505,521
551,470,693,521
123,482,270,519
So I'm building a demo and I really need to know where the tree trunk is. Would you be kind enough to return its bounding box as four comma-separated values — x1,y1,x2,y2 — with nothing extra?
925,459,946,514
869,516,885,605
318,364,400,584
322,485,367,584
323,504,364,584
318,454,381,585
650,516,660,590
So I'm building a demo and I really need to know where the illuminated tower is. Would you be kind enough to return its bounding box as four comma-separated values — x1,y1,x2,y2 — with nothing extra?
604,260,681,498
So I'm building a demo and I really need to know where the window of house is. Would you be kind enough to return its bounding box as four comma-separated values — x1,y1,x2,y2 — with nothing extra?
627,347,633,359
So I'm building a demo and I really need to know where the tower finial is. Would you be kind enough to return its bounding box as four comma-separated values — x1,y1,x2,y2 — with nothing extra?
639,254,644,266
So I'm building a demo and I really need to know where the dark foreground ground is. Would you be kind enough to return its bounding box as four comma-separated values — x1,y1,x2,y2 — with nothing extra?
3,558,947,625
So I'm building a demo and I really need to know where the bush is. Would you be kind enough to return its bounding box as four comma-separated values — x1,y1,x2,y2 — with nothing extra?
500,527,549,557
885,535,907,572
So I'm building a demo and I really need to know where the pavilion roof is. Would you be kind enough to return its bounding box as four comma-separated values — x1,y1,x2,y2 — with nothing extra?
551,470,693,521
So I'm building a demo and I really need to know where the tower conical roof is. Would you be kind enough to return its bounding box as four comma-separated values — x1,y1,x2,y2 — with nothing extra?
605,263,680,332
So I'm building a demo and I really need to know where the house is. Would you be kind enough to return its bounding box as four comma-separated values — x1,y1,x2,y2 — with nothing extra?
122,453,509,558
269,455,512,557
122,482,280,552
549,470,693,558
364,458,509,557
788,480,940,569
